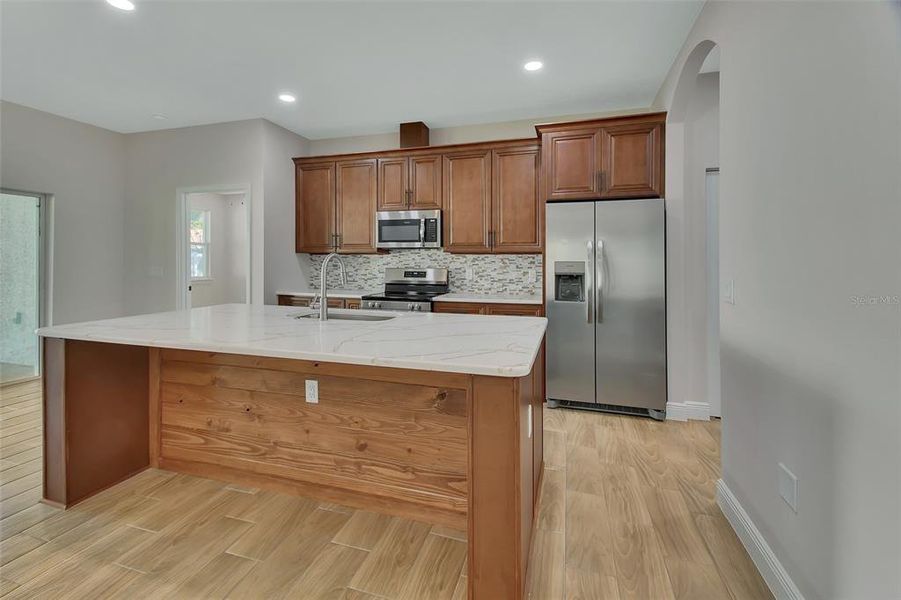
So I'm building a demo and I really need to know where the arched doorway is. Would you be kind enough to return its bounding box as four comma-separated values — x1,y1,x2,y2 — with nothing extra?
665,40,722,420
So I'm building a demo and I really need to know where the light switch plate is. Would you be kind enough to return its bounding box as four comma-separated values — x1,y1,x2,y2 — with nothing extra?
305,380,319,404
465,267,474,280
527,269,537,284
778,462,798,512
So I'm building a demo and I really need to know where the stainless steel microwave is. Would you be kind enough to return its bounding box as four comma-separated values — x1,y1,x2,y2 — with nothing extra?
376,210,441,249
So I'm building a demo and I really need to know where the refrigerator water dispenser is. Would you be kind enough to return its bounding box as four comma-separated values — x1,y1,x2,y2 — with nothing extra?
553,261,585,302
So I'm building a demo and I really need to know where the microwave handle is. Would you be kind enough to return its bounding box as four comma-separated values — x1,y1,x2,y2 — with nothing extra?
419,219,425,242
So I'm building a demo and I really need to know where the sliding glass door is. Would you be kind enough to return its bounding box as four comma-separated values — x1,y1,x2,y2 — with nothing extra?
0,191,41,384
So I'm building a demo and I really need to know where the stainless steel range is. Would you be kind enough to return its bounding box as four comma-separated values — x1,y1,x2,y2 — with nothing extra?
361,268,448,312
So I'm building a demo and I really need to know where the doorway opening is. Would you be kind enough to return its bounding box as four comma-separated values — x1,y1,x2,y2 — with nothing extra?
0,190,44,385
176,188,250,309
665,40,721,420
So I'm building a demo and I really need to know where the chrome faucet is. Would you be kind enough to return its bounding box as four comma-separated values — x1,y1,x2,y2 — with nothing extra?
319,253,347,321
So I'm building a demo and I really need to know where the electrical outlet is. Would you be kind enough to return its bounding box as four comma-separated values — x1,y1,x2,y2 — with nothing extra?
527,269,537,284
778,462,798,512
305,379,319,404
465,267,474,280
723,279,735,305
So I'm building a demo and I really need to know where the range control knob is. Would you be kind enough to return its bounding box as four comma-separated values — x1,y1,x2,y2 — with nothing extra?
374,302,381,309
407,303,415,311
413,304,422,311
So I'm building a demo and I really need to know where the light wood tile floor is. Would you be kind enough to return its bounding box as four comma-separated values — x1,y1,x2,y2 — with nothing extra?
0,380,771,599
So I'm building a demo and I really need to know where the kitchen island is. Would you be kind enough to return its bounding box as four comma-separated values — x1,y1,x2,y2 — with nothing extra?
37,304,546,600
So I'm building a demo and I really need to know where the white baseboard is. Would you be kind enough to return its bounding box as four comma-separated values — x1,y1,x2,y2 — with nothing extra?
716,479,805,600
665,400,710,421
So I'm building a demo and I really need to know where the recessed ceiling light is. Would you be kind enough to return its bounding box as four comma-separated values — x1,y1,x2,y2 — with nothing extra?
106,0,135,11
523,60,544,72
278,93,297,103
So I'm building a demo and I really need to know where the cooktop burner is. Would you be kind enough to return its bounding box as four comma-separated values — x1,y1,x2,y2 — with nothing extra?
360,267,449,312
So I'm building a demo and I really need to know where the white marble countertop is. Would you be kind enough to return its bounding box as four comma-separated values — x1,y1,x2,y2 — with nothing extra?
276,289,376,299
37,304,546,378
433,293,543,305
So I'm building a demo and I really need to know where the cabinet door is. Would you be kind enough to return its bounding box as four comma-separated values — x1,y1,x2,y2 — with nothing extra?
295,162,336,253
345,299,361,309
543,129,601,200
442,151,491,253
277,295,312,307
377,157,408,210
326,298,345,308
409,154,442,210
485,304,543,316
599,121,664,198
492,146,542,253
433,302,488,315
336,159,378,253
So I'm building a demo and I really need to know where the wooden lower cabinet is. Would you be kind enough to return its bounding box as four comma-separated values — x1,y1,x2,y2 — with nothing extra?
434,302,544,317
277,295,351,308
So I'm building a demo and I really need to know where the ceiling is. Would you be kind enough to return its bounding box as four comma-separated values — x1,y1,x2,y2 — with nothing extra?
0,1,702,139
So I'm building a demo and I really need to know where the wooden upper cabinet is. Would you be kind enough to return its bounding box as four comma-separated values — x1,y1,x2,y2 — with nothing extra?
544,130,601,200
377,157,408,210
409,154,442,210
335,159,378,253
443,150,492,253
599,120,664,198
538,112,666,201
377,154,442,211
492,145,542,253
295,162,336,253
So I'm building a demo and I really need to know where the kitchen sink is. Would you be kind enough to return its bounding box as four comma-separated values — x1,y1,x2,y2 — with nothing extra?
293,312,396,322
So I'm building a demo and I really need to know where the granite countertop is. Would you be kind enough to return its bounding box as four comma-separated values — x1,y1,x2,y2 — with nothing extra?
37,304,547,378
276,289,375,299
433,293,543,305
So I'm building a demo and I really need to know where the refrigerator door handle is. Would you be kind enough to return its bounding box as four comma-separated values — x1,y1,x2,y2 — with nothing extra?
586,240,593,324
597,239,606,323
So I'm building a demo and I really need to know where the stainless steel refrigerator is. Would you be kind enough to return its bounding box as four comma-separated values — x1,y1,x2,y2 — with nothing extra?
545,199,666,419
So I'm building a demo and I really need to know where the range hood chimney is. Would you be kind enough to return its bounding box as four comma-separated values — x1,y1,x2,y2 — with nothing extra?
399,121,429,148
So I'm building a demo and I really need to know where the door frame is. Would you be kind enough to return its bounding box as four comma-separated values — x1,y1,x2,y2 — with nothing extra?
176,184,252,310
705,168,721,417
0,188,50,382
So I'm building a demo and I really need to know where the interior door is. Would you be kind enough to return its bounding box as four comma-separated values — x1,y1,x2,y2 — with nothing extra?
545,201,595,404
594,199,666,411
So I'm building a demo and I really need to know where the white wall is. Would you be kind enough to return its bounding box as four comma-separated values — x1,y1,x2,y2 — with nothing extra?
0,101,127,325
308,108,655,155
261,120,311,304
187,192,247,307
656,2,901,598
667,71,720,416
123,119,266,314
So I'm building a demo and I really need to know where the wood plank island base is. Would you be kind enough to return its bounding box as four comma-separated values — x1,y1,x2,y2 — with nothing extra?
37,304,547,600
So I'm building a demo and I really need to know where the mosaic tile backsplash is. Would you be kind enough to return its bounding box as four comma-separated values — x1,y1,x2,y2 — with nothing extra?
309,250,542,295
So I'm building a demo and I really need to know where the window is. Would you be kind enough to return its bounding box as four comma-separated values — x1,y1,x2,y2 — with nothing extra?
190,209,211,279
